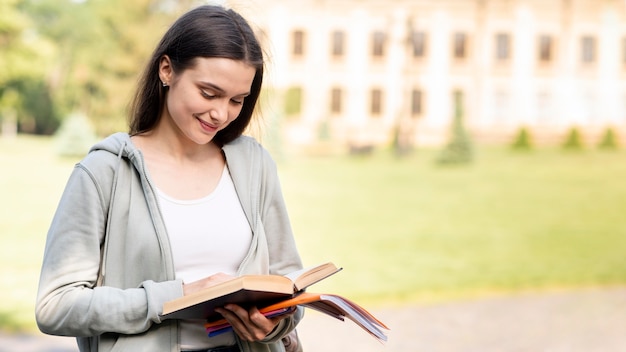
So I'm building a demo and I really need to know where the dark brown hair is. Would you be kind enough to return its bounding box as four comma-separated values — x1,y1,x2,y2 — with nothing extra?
129,5,264,146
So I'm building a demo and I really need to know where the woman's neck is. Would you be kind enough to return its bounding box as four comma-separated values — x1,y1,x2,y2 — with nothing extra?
131,126,226,200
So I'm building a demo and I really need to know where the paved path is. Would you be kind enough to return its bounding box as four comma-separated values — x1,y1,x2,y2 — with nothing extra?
2,287,625,351
299,286,626,351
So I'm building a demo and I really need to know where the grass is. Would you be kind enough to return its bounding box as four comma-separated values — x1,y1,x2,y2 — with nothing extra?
1,136,626,331
279,146,626,305
0,136,78,331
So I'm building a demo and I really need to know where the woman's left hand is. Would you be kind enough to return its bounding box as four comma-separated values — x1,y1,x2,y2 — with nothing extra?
215,304,294,341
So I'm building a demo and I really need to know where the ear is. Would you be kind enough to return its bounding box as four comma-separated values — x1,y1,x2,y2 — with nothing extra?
159,55,173,85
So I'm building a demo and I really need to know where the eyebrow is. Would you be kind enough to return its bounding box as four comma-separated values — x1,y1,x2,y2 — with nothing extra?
199,81,250,97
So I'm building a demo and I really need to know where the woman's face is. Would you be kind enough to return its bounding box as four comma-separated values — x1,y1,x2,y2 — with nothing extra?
159,56,256,145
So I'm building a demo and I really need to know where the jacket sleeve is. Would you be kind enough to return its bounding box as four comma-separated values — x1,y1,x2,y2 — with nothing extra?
35,164,183,337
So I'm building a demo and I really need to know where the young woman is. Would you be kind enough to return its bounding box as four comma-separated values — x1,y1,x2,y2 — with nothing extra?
36,5,303,352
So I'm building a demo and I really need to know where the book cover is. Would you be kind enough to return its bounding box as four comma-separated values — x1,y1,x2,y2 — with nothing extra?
161,262,341,321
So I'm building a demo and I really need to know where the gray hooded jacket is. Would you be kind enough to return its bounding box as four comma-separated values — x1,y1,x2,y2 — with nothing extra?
35,133,303,351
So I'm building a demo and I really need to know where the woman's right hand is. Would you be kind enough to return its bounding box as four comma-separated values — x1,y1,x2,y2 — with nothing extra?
182,272,233,295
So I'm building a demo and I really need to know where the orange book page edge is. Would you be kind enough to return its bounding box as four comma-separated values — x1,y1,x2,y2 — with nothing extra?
204,292,324,328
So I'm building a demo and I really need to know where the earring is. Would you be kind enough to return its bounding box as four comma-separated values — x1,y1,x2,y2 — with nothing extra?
162,81,168,87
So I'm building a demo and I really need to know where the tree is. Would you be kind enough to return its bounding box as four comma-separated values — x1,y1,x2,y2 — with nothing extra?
437,91,473,164
0,0,56,135
597,126,619,150
562,126,584,150
21,0,177,135
511,126,533,151
81,0,178,134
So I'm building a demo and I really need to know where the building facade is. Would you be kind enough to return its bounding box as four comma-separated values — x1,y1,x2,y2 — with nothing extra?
240,0,626,148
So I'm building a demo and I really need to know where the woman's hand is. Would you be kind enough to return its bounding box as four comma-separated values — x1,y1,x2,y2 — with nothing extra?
215,304,295,342
182,273,233,295
182,273,295,341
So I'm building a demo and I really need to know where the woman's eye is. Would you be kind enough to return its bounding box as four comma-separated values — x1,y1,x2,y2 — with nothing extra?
201,90,215,99
231,99,244,105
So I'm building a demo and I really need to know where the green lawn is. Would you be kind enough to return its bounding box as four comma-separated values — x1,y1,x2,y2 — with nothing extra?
279,146,626,304
1,136,626,331
0,136,78,331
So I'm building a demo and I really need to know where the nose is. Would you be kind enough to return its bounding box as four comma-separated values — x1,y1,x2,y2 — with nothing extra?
209,100,229,123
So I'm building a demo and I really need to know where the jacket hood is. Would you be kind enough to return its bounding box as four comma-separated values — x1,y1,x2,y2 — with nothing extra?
89,132,136,159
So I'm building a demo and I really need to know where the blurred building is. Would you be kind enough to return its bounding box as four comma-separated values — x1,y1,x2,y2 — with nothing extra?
243,0,626,148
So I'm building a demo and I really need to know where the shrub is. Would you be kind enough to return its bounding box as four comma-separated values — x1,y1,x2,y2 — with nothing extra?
54,112,98,158
562,127,584,150
598,127,619,150
511,127,533,150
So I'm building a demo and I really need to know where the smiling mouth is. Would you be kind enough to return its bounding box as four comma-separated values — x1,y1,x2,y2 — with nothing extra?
196,116,217,130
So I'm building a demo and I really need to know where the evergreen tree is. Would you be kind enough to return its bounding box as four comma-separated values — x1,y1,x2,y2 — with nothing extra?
511,126,533,151
562,127,584,150
598,127,619,150
437,91,473,164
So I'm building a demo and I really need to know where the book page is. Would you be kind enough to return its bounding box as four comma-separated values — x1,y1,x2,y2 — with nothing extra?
314,294,388,342
284,262,342,291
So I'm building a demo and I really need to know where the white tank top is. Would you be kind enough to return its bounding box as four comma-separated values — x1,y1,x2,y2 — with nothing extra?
157,166,251,349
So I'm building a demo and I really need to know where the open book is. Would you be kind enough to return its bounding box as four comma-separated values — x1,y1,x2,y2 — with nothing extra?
204,292,389,342
161,262,342,321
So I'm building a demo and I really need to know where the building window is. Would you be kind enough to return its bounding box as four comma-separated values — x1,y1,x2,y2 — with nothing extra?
372,31,386,57
292,30,305,57
453,32,468,59
370,89,383,115
495,33,510,61
581,35,596,63
330,87,342,114
493,88,511,121
284,86,302,116
579,90,595,121
331,30,345,57
411,31,427,58
411,89,423,116
536,91,553,122
538,35,553,63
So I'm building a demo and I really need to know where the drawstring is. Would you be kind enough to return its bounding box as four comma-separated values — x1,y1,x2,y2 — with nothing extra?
96,142,126,287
